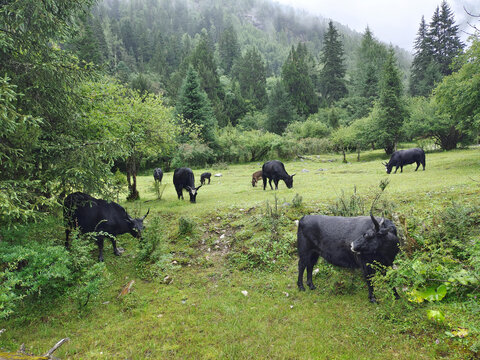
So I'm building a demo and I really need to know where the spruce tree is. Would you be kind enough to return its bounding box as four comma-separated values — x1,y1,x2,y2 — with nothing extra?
428,1,464,77
282,43,318,117
318,21,347,106
409,16,439,97
218,25,241,75
375,48,407,154
352,27,388,115
266,80,298,134
235,47,268,111
176,66,217,144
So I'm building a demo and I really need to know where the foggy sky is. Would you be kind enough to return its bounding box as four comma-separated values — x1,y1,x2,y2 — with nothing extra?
274,0,479,52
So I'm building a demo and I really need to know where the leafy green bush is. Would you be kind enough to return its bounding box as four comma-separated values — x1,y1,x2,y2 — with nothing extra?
178,216,197,236
372,202,480,353
135,218,176,280
0,231,107,318
171,141,216,168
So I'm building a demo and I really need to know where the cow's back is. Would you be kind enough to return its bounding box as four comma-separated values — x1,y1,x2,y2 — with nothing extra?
173,167,195,189
298,215,375,268
262,160,286,177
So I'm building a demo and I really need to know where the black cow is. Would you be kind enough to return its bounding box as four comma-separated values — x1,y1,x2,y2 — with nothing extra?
383,148,425,174
64,192,149,262
153,168,163,183
200,172,211,185
173,167,202,203
297,213,399,302
262,160,295,190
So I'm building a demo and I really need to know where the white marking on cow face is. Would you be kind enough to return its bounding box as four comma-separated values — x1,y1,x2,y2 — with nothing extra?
350,242,359,254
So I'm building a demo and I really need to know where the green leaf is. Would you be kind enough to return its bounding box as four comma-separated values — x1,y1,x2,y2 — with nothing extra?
427,310,445,323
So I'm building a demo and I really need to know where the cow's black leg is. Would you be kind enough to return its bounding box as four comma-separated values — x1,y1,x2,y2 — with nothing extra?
65,228,71,249
306,253,319,290
268,178,273,190
111,237,121,256
400,166,403,173
394,166,398,173
208,178,210,184
415,162,420,171
393,287,400,300
297,257,306,291
263,177,267,190
97,237,105,262
274,179,279,190
361,265,376,303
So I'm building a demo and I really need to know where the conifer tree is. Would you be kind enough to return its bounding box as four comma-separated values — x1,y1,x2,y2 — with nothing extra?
352,27,388,117
318,21,347,106
266,80,298,134
235,47,268,111
409,16,440,97
375,48,407,154
429,1,464,77
176,66,217,144
219,25,241,75
282,43,318,117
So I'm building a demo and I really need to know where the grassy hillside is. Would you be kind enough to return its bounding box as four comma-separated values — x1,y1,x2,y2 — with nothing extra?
1,148,479,359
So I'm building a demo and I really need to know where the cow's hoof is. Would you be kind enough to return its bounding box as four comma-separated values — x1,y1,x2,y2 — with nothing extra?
308,284,316,290
369,297,377,303
298,286,306,291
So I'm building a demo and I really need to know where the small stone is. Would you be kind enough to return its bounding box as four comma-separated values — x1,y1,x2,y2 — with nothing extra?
241,290,248,297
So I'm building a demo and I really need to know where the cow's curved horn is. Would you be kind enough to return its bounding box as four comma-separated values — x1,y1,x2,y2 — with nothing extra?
379,217,385,227
291,174,296,177
382,162,387,166
370,211,380,232
196,185,202,191
142,208,150,220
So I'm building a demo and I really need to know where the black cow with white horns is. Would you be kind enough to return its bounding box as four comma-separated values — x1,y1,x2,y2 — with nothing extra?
297,212,400,302
173,167,202,203
262,160,295,190
383,148,425,174
64,192,149,262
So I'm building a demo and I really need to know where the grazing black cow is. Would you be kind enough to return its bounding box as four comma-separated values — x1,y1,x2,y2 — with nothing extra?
200,172,211,185
153,168,163,183
262,160,295,190
251,170,262,187
173,167,202,203
297,213,400,302
383,148,426,174
64,192,149,262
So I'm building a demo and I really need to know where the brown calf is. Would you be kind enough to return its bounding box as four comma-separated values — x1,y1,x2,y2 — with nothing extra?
251,170,262,187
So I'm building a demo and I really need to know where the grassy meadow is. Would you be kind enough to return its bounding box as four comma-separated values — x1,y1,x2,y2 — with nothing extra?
1,148,479,359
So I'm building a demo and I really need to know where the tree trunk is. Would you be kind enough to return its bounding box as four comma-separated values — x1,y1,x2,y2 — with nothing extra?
126,156,139,201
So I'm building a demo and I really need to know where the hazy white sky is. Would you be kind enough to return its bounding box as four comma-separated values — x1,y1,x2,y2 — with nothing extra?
274,0,479,52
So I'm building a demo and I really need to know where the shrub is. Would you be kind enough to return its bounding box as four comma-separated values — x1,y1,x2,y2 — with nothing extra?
135,217,176,280
178,216,196,236
171,141,215,168
0,231,107,318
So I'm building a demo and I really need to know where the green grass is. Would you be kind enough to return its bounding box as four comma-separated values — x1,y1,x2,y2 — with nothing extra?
1,148,479,359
